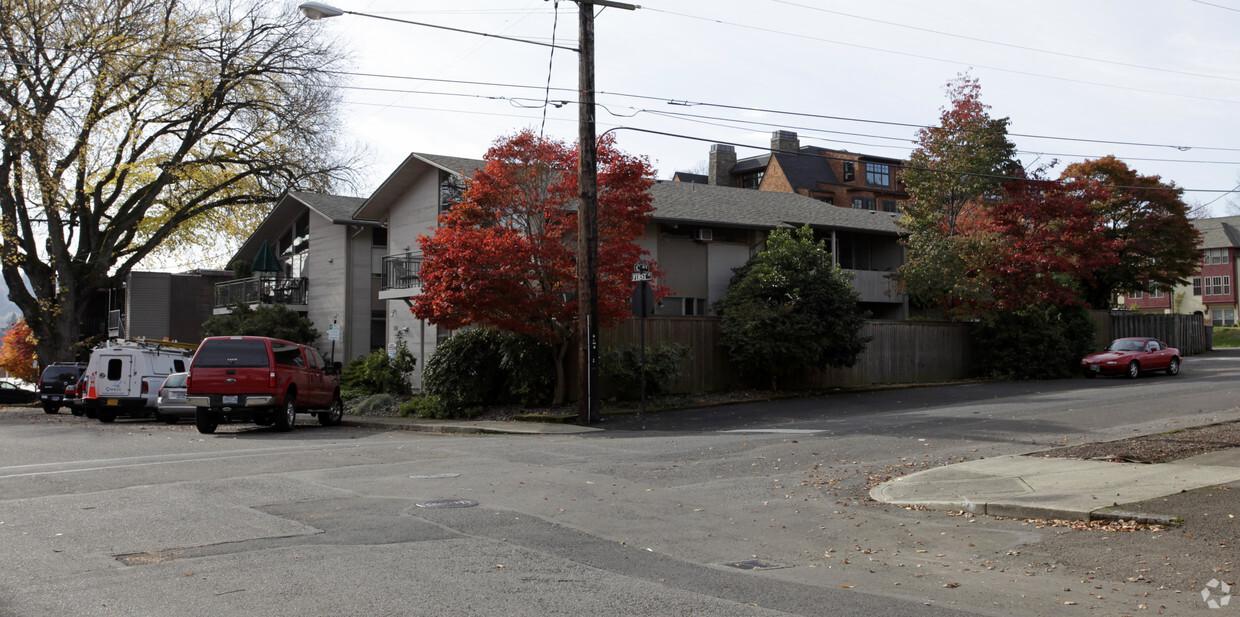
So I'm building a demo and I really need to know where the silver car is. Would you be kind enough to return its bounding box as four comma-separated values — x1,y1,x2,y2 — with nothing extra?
155,372,193,424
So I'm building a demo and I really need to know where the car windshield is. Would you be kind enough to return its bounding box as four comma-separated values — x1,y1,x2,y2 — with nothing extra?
1107,339,1146,352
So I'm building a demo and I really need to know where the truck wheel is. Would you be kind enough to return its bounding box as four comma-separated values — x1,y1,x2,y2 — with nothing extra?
318,396,344,426
43,404,60,415
275,397,296,432
97,410,116,423
195,408,218,434
70,406,85,417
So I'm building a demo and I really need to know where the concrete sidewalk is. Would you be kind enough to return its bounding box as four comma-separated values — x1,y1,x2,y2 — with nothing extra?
869,449,1240,523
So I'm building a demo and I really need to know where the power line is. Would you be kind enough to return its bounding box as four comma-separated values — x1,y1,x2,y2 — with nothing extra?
639,6,1240,106
769,0,1240,84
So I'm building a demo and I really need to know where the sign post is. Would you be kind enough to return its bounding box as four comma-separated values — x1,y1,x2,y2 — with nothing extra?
631,261,655,429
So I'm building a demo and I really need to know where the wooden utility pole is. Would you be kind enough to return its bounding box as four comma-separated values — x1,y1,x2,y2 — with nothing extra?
576,1,600,424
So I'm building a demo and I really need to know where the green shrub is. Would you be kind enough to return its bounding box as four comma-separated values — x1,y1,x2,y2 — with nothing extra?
600,342,692,400
340,333,417,399
354,393,396,415
971,304,1095,380
422,328,555,416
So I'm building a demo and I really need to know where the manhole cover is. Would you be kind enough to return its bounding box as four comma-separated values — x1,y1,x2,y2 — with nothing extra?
409,473,461,479
415,499,478,509
724,560,789,571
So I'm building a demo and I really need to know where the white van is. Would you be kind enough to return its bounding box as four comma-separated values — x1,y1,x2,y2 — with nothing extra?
80,339,194,423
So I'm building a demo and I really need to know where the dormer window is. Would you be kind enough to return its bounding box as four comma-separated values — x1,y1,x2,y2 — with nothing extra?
842,161,855,182
866,163,890,187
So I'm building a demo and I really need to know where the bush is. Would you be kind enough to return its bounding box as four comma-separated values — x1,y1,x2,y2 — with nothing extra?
422,328,555,416
339,333,417,399
397,394,486,419
971,304,1095,380
353,393,396,415
201,302,319,345
600,342,691,400
1213,327,1240,348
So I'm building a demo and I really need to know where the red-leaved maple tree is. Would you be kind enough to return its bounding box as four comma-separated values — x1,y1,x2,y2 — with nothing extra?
413,129,659,404
0,320,38,383
982,176,1123,313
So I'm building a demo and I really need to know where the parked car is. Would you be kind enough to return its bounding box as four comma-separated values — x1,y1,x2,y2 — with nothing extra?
1081,337,1180,378
38,362,88,415
185,336,343,434
80,339,193,422
0,380,36,406
155,372,193,424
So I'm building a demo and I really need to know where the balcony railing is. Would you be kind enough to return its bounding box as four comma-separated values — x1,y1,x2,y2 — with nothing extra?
214,276,308,309
382,252,423,291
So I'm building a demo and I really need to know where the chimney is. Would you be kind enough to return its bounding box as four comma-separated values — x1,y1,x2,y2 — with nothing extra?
771,130,799,154
708,144,736,187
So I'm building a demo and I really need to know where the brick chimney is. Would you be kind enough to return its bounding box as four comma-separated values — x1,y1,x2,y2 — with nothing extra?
771,130,799,154
708,144,736,187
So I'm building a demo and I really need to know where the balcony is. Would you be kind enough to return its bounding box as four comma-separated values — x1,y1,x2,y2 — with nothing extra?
847,269,905,304
380,252,422,300
214,276,309,311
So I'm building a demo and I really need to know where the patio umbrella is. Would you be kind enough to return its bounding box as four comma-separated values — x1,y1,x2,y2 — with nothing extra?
252,239,281,273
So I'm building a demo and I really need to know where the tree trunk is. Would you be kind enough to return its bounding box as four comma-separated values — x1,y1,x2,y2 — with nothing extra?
553,339,569,405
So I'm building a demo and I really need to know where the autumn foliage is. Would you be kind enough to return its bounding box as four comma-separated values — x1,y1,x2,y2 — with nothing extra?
0,320,38,383
413,130,659,402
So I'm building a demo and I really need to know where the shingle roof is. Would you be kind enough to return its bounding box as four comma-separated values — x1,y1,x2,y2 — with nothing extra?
649,180,902,234
672,172,708,184
1193,216,1240,249
769,152,838,192
411,153,486,178
287,191,370,225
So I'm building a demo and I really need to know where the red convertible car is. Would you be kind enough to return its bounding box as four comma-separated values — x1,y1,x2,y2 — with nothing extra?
1080,337,1180,378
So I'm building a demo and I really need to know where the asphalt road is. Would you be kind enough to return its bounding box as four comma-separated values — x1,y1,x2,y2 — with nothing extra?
2,350,1239,617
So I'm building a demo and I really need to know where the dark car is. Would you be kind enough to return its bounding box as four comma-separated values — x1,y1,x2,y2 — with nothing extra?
37,362,88,414
0,380,37,406
1080,337,1180,379
155,372,193,424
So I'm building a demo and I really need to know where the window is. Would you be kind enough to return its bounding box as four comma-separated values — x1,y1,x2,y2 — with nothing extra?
1205,248,1229,265
865,163,890,187
813,195,834,205
372,227,387,247
683,297,708,316
842,161,855,182
1213,309,1236,327
173,359,185,373
881,200,898,213
1193,277,1202,296
272,342,305,367
852,197,876,210
739,171,763,189
107,359,123,381
371,310,386,352
1150,289,1165,299
1130,290,1143,299
439,170,466,214
1207,276,1232,296
192,340,269,368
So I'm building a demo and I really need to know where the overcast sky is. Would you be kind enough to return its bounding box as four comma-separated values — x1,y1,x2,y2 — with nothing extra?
302,0,1240,216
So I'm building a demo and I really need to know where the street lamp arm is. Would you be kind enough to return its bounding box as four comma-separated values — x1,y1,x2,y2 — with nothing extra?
298,2,579,52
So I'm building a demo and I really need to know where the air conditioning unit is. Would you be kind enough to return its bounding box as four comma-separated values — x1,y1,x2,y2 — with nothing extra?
693,228,713,242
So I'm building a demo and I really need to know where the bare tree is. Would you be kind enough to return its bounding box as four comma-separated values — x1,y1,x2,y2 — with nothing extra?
0,0,355,364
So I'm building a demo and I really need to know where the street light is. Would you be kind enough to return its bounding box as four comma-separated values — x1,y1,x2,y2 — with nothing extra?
298,2,634,424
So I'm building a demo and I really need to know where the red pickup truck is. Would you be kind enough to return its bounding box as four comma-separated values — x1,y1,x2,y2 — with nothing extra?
186,336,343,434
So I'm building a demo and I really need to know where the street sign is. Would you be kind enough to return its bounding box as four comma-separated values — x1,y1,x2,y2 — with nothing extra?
327,323,341,341
632,260,653,282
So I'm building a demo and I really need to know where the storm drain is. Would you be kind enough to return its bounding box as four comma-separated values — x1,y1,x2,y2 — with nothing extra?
723,560,790,571
415,498,478,509
409,473,461,479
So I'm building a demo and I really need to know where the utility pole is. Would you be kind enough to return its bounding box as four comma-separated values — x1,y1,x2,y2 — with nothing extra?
575,0,635,425
576,0,599,425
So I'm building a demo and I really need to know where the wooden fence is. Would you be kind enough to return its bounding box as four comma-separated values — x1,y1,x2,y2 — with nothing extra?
583,317,974,396
563,311,1205,400
1088,310,1205,355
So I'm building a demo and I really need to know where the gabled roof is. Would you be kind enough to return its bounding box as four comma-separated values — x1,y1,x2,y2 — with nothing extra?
228,191,370,269
1193,216,1240,249
355,152,485,220
287,191,370,225
649,180,902,235
671,172,708,184
768,152,837,193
